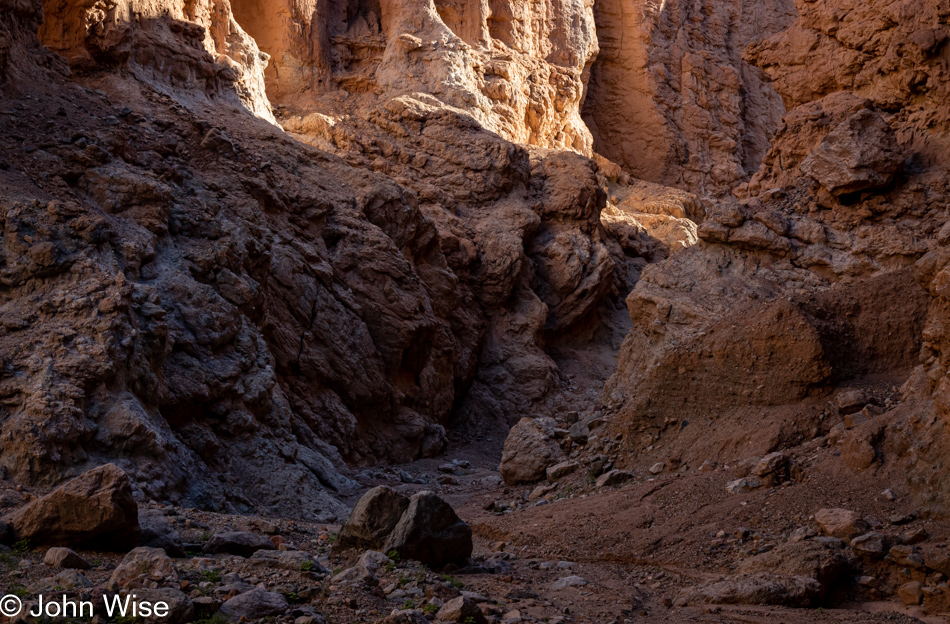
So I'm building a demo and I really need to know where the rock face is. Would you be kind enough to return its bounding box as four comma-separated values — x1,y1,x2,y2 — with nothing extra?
383,491,473,567
335,486,410,553
0,0,638,518
499,418,566,485
7,464,140,551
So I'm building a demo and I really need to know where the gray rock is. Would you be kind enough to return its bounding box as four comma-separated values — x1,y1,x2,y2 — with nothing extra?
552,575,588,590
546,461,580,482
138,509,185,557
500,418,566,485
335,486,409,553
204,532,275,558
674,574,821,607
43,547,91,569
220,589,288,619
383,491,472,567
109,547,178,590
246,549,328,573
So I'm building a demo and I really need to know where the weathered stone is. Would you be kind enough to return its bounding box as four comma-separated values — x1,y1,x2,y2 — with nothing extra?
726,477,762,494
220,589,289,619
800,110,902,196
383,491,473,567
204,532,276,558
552,575,588,590
8,464,139,551
674,574,821,607
436,596,487,624
335,486,410,552
43,547,91,569
500,418,566,485
898,581,923,606
850,533,885,559
814,508,868,541
138,509,185,557
595,470,632,488
546,461,581,482
109,547,178,590
246,549,328,573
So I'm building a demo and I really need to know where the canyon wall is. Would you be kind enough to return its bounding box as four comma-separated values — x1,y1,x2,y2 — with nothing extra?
602,0,950,510
583,0,797,195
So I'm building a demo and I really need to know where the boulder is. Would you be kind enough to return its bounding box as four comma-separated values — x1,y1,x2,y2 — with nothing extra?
204,532,276,558
138,509,185,557
383,491,472,567
674,574,821,607
335,486,409,552
109,547,178,590
436,596,487,624
219,589,288,619
7,464,139,550
800,110,902,196
43,547,91,569
814,508,868,541
500,418,566,485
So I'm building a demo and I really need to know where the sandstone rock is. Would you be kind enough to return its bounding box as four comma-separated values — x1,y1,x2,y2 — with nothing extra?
649,462,665,475
109,547,178,590
674,574,821,608
138,509,185,557
834,389,869,415
814,509,868,541
922,546,950,575
375,610,429,624
8,464,139,551
752,452,788,478
546,461,581,482
436,596,487,624
43,547,91,569
384,491,472,567
500,418,566,485
220,589,288,619
204,532,276,558
800,110,902,196
889,545,926,569
568,421,590,445
528,483,557,501
335,486,410,552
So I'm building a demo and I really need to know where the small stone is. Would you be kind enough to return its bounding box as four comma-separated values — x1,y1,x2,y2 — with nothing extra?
649,462,665,475
109,547,178,590
882,488,896,501
901,527,929,545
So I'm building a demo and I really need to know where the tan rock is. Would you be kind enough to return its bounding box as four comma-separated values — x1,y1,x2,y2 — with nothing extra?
8,464,140,551
500,418,566,485
814,509,868,541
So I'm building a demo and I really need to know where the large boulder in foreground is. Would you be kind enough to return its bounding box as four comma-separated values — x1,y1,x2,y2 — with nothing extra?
383,491,472,567
499,417,565,485
335,486,410,553
800,109,902,196
7,464,139,550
